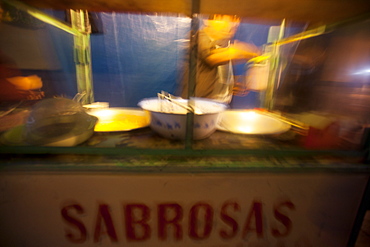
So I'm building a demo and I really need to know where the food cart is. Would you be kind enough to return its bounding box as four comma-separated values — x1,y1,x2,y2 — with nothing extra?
1,0,370,246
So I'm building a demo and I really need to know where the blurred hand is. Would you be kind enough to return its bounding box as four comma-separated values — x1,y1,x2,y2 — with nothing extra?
21,90,45,100
231,40,261,59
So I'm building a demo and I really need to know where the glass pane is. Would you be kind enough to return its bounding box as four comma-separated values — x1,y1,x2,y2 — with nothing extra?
273,19,370,151
1,2,369,155
0,6,77,137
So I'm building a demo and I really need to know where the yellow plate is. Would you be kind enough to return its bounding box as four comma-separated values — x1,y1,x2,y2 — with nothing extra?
88,108,150,132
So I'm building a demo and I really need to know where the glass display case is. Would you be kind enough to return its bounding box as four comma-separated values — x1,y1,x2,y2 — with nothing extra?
1,0,370,246
1,0,369,156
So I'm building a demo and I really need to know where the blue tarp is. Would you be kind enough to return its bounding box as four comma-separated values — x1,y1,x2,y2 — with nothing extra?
90,14,191,107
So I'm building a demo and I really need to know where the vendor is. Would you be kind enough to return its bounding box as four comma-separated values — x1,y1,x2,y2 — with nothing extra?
180,14,261,103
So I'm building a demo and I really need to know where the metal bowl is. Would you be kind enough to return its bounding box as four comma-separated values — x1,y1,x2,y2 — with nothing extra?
25,112,98,146
217,110,291,135
23,98,98,146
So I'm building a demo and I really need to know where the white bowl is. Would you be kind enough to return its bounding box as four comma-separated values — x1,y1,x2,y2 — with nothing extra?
138,98,227,140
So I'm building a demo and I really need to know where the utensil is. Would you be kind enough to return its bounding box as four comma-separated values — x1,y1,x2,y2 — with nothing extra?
157,91,201,114
0,101,23,118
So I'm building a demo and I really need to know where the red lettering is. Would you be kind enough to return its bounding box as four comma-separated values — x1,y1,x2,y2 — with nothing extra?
61,204,87,243
271,200,295,237
93,204,118,243
189,202,213,240
125,204,151,241
219,201,240,239
158,203,183,241
242,200,263,239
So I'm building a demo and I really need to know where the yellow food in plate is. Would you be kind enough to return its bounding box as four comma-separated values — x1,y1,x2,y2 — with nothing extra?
93,113,149,132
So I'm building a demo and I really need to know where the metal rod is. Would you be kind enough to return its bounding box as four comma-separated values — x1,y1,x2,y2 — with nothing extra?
2,0,79,36
70,9,94,104
275,26,326,46
184,0,201,149
275,12,370,47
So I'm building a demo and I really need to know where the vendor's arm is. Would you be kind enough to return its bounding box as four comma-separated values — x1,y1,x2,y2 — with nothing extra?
205,41,261,66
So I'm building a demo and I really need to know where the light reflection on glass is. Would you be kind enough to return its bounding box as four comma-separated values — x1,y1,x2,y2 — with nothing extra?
352,68,370,75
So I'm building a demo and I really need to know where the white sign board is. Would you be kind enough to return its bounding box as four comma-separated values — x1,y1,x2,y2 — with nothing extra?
0,173,368,247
